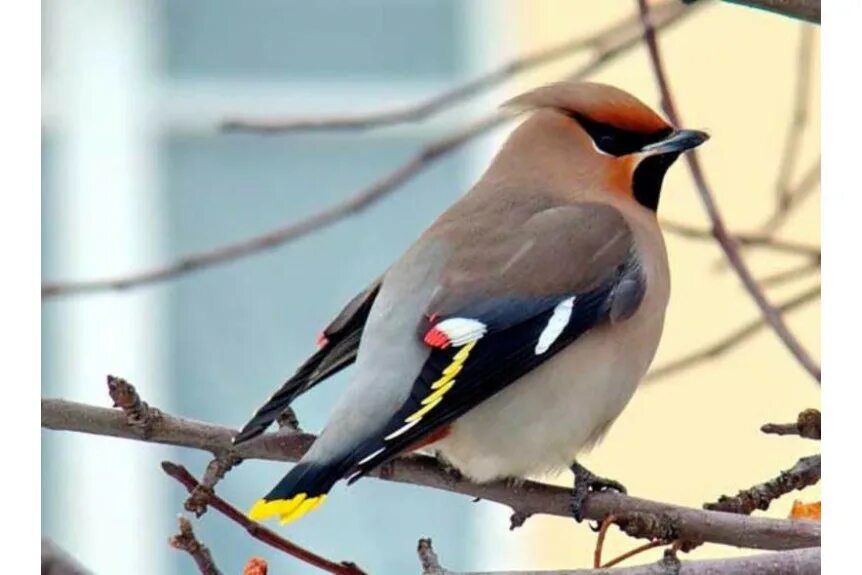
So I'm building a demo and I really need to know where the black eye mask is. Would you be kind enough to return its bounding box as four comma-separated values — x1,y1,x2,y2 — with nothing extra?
571,113,672,157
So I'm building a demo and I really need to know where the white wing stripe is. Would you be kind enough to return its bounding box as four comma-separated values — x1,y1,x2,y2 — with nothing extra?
534,297,575,355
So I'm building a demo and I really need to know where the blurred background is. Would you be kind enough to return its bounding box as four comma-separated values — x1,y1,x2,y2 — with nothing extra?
41,1,820,573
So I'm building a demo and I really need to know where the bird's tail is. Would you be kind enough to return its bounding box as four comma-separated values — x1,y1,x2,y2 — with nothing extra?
248,460,343,525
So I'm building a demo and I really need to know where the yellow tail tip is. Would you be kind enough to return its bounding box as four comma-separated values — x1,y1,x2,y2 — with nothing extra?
247,493,327,525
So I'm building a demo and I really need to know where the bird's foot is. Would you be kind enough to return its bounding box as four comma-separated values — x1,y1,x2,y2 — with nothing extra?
569,461,627,524
435,455,464,483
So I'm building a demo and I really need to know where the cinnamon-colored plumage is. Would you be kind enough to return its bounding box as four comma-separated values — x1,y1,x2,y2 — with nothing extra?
233,82,708,525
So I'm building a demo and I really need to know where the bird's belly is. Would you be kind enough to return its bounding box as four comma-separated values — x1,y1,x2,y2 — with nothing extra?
431,310,664,483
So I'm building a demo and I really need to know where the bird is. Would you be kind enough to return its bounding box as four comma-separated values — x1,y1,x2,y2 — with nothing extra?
232,81,708,525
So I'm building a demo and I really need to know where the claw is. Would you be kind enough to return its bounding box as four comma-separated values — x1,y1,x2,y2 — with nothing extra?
569,461,627,523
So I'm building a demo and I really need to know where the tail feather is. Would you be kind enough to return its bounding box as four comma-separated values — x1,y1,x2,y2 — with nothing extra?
233,331,361,445
249,461,343,525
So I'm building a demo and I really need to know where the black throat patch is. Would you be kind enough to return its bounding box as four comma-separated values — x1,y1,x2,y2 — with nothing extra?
632,152,681,212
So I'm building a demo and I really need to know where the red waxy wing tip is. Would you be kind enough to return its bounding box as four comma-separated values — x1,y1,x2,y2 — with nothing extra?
423,327,451,349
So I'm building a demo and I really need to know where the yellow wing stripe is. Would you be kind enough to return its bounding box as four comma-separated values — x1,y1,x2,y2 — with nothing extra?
454,341,476,362
432,363,462,389
422,380,455,405
402,340,477,425
406,396,443,423
248,493,327,525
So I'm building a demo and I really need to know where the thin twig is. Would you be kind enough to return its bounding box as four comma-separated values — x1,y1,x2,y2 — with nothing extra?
661,220,820,259
761,408,821,439
761,160,821,234
40,115,500,299
41,4,703,300
637,0,821,383
106,375,161,437
775,26,815,210
757,260,819,289
42,538,90,575
418,539,447,575
168,516,222,575
42,397,821,550
602,540,667,569
415,538,819,574
704,454,820,514
163,461,367,575
594,514,618,568
108,374,244,516
647,285,819,381
221,0,695,133
721,0,820,24
185,451,243,517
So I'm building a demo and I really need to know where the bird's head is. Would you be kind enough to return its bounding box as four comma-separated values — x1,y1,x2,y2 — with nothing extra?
502,81,708,211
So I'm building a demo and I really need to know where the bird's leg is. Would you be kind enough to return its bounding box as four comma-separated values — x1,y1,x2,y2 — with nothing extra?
569,460,627,523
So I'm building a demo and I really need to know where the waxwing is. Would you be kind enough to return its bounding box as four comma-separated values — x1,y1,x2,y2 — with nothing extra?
232,81,708,525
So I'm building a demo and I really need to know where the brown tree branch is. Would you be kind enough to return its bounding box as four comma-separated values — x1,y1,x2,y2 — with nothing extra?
40,3,702,301
757,260,819,289
164,462,367,575
221,0,697,133
416,538,820,574
721,0,820,24
761,408,821,439
761,160,821,234
185,450,243,517
637,0,821,383
594,514,620,568
646,284,819,381
601,541,668,569
704,454,820,514
42,397,820,551
168,516,222,575
42,538,91,575
775,26,815,211
40,114,500,300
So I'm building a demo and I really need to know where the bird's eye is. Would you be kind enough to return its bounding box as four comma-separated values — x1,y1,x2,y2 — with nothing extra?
571,113,670,157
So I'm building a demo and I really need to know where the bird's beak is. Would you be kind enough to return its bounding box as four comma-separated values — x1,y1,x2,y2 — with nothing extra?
641,129,709,155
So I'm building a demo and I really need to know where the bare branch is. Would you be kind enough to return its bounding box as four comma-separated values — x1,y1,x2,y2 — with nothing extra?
42,397,820,551
42,538,91,575
221,0,697,133
637,0,821,383
761,159,821,234
661,220,820,259
704,454,820,514
721,0,820,24
594,514,620,568
41,3,702,301
416,538,819,574
40,115,500,300
757,260,819,289
163,461,367,575
775,27,815,210
647,285,819,381
601,541,667,569
761,408,821,439
185,451,243,517
168,516,222,575
106,375,161,437
418,539,446,575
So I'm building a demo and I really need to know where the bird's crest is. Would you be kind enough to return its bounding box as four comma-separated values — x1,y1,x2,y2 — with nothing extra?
501,81,671,136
